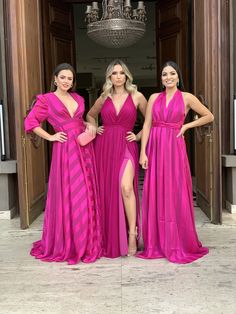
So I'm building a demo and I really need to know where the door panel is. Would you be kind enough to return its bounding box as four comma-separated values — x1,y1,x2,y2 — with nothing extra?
156,0,195,170
42,0,75,168
5,0,75,228
156,0,189,90
157,0,222,223
51,36,74,65
193,0,222,223
193,1,212,219
42,0,75,89
195,121,213,217
5,0,46,228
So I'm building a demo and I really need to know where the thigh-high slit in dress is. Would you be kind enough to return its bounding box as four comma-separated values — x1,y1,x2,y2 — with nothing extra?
94,94,140,258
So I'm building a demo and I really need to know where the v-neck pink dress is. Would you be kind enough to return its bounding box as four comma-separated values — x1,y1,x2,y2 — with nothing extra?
24,92,102,264
94,94,140,258
137,90,209,263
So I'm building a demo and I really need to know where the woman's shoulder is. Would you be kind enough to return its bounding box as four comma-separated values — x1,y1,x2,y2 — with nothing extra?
181,91,197,102
41,92,53,96
132,90,142,97
181,91,190,97
99,94,109,105
132,90,145,100
149,92,161,101
28,93,49,113
35,92,51,103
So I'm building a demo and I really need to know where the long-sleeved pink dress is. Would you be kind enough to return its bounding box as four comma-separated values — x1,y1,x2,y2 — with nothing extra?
25,92,102,264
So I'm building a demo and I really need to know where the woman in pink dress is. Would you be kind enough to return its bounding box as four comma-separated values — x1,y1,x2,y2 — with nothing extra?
24,63,102,264
138,61,213,263
86,60,147,257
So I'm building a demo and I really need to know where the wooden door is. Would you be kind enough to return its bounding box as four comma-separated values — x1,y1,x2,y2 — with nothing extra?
156,0,224,223
4,0,75,228
156,0,195,171
193,0,225,223
156,0,190,89
4,0,46,228
41,0,75,168
42,0,75,89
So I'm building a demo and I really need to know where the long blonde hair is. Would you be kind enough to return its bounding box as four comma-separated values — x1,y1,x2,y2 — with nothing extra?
101,59,137,98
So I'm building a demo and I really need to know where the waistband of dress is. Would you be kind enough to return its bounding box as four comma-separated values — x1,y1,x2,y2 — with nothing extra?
103,124,130,131
152,121,181,129
57,119,84,132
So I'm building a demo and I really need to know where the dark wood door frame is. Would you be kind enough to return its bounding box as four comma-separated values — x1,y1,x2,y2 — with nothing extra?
4,0,46,228
193,0,230,224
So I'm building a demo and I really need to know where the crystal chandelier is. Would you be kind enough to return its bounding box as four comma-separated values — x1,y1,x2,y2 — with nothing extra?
85,0,146,49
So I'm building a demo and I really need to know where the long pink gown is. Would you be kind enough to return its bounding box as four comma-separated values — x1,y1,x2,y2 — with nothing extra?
94,94,140,258
24,92,102,264
138,90,209,263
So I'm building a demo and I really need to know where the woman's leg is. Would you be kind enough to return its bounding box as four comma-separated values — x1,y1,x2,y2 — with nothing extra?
121,159,137,255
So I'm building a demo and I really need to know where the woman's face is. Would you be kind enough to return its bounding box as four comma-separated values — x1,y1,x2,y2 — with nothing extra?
55,69,74,92
161,65,179,89
110,64,126,88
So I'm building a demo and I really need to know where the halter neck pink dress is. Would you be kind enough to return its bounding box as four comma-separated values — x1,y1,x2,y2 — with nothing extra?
94,94,140,258
24,92,102,264
138,90,209,263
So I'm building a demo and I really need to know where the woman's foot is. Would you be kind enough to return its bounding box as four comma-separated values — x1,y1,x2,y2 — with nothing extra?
128,227,137,256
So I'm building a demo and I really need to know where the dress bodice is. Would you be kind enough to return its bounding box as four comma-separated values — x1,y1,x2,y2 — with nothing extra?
100,94,137,130
152,90,185,128
25,92,86,136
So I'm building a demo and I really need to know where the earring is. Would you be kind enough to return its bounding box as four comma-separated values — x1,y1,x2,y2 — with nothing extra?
54,81,57,86
177,81,179,87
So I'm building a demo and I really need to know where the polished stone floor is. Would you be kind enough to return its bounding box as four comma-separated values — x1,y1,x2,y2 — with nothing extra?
0,208,236,314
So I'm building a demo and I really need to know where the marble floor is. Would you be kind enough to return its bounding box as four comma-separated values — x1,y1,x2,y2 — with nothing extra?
0,208,236,314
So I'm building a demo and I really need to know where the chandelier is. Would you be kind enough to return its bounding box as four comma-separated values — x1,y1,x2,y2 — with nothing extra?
85,0,146,49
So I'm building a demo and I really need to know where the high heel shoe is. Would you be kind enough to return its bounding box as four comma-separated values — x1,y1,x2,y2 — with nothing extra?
127,227,138,256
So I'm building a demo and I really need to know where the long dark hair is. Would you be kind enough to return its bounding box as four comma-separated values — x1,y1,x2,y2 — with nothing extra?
50,63,76,92
160,61,185,91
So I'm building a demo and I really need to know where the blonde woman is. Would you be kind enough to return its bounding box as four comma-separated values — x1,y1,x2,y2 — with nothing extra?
87,60,147,257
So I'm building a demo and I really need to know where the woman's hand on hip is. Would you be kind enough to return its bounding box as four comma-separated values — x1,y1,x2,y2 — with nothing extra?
96,126,104,135
49,132,67,143
126,131,137,142
177,124,188,138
